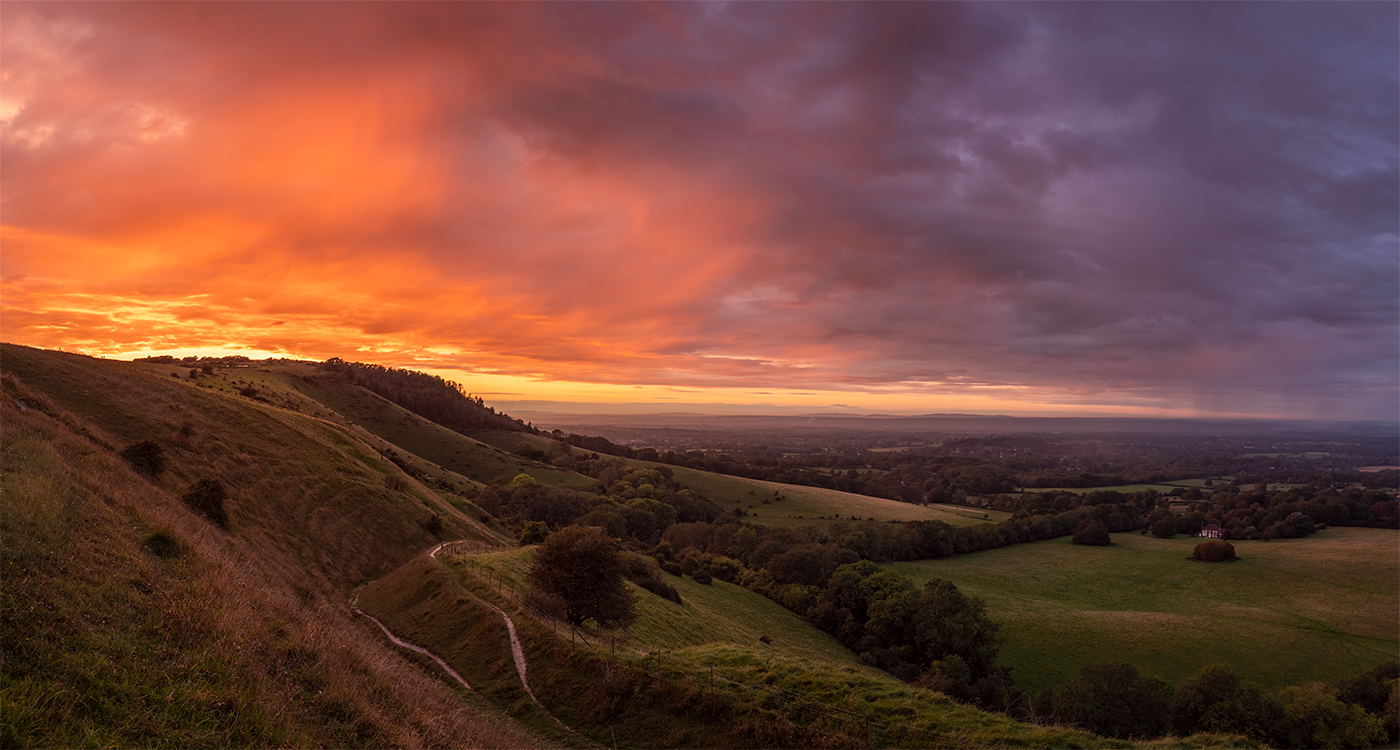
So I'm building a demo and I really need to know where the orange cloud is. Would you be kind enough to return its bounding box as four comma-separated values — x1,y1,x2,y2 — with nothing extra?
2,3,1394,420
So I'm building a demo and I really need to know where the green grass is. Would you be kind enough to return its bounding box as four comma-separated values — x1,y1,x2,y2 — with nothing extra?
661,465,1008,528
412,549,1159,749
1,345,538,748
889,528,1400,695
442,547,877,670
292,377,590,487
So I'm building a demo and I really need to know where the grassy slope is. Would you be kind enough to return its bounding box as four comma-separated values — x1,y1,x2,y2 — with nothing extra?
370,547,1246,750
663,464,1009,528
287,374,591,488
444,548,882,672
890,528,1400,695
1,345,539,748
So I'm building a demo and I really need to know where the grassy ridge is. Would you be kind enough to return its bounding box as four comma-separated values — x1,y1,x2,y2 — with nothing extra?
1,345,538,748
1,347,568,750
291,375,590,488
890,528,1400,695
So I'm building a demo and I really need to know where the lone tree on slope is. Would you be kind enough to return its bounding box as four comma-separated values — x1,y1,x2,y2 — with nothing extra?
527,525,637,629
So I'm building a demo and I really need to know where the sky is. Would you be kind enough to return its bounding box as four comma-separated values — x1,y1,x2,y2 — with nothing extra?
2,2,1396,420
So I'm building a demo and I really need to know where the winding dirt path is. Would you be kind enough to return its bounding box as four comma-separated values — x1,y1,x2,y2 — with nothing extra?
422,540,576,733
350,593,476,693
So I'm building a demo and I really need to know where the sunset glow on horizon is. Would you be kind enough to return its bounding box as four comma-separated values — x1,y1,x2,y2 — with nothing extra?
3,3,1396,420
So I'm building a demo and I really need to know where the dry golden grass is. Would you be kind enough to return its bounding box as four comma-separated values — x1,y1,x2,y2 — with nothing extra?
1,345,541,748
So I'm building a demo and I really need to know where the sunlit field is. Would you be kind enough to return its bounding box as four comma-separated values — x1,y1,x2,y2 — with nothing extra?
890,527,1399,695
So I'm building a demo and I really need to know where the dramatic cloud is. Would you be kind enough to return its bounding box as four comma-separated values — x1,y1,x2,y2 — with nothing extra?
3,2,1395,419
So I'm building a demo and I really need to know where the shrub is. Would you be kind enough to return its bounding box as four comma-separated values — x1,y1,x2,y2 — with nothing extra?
239,385,258,397
660,561,684,577
1192,539,1236,562
1072,520,1111,546
423,513,443,536
519,521,548,545
120,440,166,478
140,529,182,558
689,568,713,585
1150,519,1177,538
181,478,230,529
706,556,743,583
633,575,683,604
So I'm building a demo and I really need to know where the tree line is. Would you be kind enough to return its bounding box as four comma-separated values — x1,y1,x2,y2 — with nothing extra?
316,358,532,433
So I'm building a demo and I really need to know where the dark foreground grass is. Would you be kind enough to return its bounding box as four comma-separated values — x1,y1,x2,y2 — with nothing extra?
0,351,539,748
890,528,1400,695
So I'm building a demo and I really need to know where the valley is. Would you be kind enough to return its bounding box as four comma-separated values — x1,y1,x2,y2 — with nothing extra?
3,344,1395,748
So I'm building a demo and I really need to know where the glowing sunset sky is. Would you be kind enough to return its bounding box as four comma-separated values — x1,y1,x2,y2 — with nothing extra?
3,3,1396,419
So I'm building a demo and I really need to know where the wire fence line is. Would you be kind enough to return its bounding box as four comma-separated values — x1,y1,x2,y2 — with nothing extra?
435,541,1001,750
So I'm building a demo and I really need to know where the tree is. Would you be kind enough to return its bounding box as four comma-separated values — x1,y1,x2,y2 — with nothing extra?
1053,662,1171,739
1192,540,1236,562
1072,520,1111,546
527,526,637,629
915,578,1001,683
1278,682,1387,749
1150,519,1176,538
519,521,548,545
1171,664,1282,744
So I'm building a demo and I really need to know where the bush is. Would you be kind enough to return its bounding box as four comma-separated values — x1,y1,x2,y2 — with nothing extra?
1192,539,1236,562
140,529,182,558
181,478,230,529
519,521,548,545
660,561,684,577
120,440,166,478
706,556,744,583
1150,519,1177,538
1072,520,1111,546
689,568,713,585
633,575,683,604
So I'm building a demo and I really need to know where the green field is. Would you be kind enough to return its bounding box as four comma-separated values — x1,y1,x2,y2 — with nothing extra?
1023,484,1182,495
663,465,1009,528
890,527,1399,695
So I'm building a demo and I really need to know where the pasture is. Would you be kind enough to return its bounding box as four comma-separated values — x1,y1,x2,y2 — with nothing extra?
663,465,1010,528
890,527,1399,695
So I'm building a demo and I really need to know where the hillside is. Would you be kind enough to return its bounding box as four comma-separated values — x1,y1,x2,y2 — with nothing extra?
1,344,536,747
0,344,1296,748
